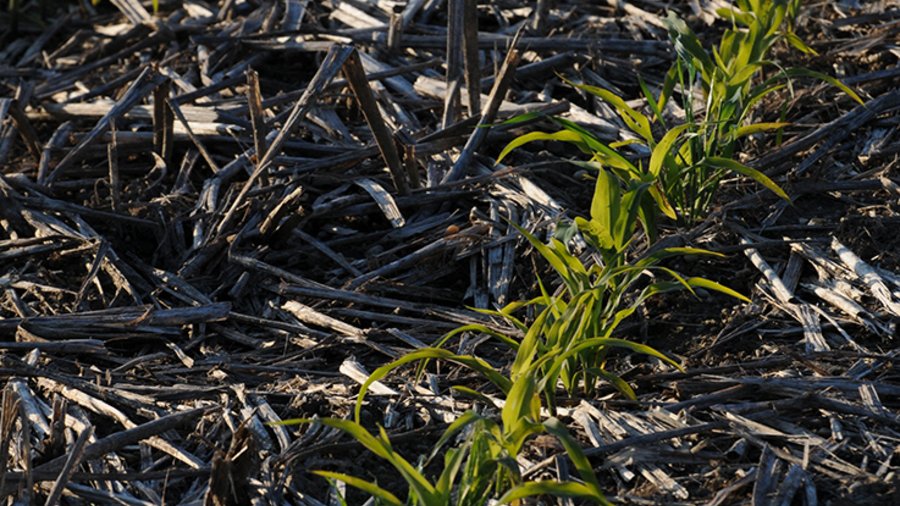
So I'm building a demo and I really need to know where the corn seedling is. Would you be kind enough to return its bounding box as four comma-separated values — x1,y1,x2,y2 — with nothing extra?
498,0,861,226
353,148,751,432
464,222,748,412
357,215,747,415
654,1,860,222
275,414,610,505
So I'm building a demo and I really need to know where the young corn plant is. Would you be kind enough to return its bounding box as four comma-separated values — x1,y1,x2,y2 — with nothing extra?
343,227,741,501
357,166,748,414
458,222,747,413
655,1,861,222
276,412,610,505
284,317,615,503
498,0,862,226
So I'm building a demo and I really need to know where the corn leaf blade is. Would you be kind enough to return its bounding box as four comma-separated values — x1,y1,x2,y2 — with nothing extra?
311,471,403,506
705,156,790,202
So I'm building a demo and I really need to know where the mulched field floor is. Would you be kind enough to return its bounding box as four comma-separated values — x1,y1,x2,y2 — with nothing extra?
0,0,898,504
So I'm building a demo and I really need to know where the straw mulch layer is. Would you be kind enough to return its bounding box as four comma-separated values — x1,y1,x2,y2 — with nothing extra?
0,0,898,504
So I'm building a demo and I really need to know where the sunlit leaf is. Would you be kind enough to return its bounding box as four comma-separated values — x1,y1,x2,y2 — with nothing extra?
510,222,575,289
496,130,588,164
665,12,715,74
491,111,547,126
781,67,864,105
784,30,818,55
590,168,620,247
637,74,665,126
311,471,403,506
543,418,607,501
593,368,637,400
431,411,483,462
498,481,610,504
705,156,790,202
609,138,645,149
734,122,791,138
565,79,654,142
687,276,752,303
649,124,689,177
355,349,511,422
727,62,761,86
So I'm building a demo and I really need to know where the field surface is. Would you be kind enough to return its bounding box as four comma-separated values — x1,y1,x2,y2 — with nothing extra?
0,0,898,504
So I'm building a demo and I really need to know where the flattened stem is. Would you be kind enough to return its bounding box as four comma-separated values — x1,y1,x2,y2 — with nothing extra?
442,0,465,128
44,426,93,506
462,0,481,115
246,68,269,176
7,100,42,161
152,80,174,166
216,45,352,237
46,66,166,185
443,42,521,184
342,49,410,195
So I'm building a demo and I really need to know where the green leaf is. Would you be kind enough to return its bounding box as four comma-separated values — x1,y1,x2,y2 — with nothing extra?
637,74,665,126
501,371,539,441
554,118,641,176
734,122,791,138
591,168,620,247
510,306,551,376
727,62,761,86
311,471,403,506
593,368,637,400
429,411,483,463
640,247,725,267
613,181,651,250
450,386,499,408
767,3,788,37
658,65,678,111
504,414,544,457
576,217,611,252
310,418,444,503
510,221,585,293
649,124,689,178
715,7,754,26
543,418,607,499
784,30,818,56
436,447,467,496
491,111,547,126
550,237,589,278
687,276,752,303
355,349,511,422
745,82,786,116
433,323,519,351
781,67,864,105
665,12,716,74
498,480,610,504
705,156,790,202
609,138,645,149
717,31,737,69
562,337,684,372
649,184,677,220
269,417,309,426
312,418,393,459
637,192,660,241
495,130,588,164
566,80,654,142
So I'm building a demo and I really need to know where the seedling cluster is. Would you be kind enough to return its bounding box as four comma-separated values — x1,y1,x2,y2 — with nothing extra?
278,1,861,503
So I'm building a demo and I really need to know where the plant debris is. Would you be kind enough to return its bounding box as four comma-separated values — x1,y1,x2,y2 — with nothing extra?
0,0,898,504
